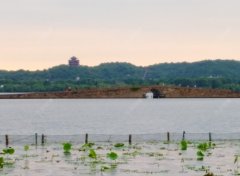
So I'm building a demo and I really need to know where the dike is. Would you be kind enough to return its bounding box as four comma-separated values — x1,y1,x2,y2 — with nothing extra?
0,86,240,99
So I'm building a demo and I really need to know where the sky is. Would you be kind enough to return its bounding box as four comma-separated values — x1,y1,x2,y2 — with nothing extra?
1,0,240,70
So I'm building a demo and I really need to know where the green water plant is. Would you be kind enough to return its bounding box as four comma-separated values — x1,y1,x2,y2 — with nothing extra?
88,149,97,160
197,150,204,161
63,142,72,154
1,147,15,166
24,145,29,152
101,164,118,172
24,145,30,157
234,155,239,165
234,154,240,174
114,143,124,148
80,142,95,151
3,147,15,160
180,140,188,150
101,165,111,172
0,157,4,168
197,142,210,151
107,152,118,161
84,142,95,148
3,147,15,155
196,142,214,161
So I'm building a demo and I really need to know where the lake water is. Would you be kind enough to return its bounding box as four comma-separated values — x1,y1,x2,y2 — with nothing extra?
0,98,239,135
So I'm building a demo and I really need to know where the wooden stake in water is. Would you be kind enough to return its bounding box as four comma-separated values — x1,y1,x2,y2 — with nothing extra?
41,134,45,145
129,134,132,145
85,133,88,144
182,131,186,140
167,132,170,142
35,133,38,146
5,134,9,147
209,132,212,142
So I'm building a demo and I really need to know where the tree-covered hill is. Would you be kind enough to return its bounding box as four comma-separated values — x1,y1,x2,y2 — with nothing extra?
1,60,240,92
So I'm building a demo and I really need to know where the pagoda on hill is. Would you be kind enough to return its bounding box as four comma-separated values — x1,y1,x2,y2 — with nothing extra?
68,56,80,67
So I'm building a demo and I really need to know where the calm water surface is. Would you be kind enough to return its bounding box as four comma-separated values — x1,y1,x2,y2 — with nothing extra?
0,98,239,134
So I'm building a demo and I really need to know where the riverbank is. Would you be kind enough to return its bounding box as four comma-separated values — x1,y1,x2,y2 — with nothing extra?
0,86,240,99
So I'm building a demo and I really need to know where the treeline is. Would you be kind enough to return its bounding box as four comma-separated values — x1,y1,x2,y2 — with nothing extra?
1,60,240,92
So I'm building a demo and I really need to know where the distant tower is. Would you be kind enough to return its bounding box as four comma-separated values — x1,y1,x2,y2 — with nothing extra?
68,56,80,67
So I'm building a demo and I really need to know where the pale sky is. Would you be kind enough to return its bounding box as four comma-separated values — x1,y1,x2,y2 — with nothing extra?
1,0,240,70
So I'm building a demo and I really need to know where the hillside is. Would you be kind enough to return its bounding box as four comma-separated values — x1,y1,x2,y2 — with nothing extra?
0,60,240,92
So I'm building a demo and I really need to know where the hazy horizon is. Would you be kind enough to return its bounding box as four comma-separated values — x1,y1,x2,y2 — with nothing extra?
0,58,238,71
1,0,240,70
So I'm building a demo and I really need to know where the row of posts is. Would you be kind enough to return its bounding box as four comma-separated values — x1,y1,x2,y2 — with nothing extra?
3,132,212,147
4,133,45,147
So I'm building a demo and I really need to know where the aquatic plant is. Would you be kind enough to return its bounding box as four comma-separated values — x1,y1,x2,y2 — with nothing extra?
3,147,15,155
23,145,30,157
124,150,139,158
197,150,204,161
0,139,235,175
114,143,124,148
101,165,111,171
88,149,97,159
197,142,214,152
63,142,72,154
107,152,118,161
234,155,239,165
234,155,240,174
196,142,214,161
24,145,29,152
80,142,95,151
0,157,4,168
197,142,209,151
1,147,15,167
84,142,95,148
180,140,188,150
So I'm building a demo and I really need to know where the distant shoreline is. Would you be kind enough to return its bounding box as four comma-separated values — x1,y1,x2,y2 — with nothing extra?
0,92,32,95
0,85,240,99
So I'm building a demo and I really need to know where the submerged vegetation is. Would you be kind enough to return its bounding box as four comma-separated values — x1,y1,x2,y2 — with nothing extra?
107,152,118,161
88,149,97,160
114,143,124,148
63,142,72,154
180,140,188,150
2,147,15,155
0,147,15,168
1,140,240,175
0,157,4,168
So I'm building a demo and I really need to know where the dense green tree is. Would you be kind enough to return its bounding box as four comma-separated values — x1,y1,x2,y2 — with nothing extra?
1,60,240,92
